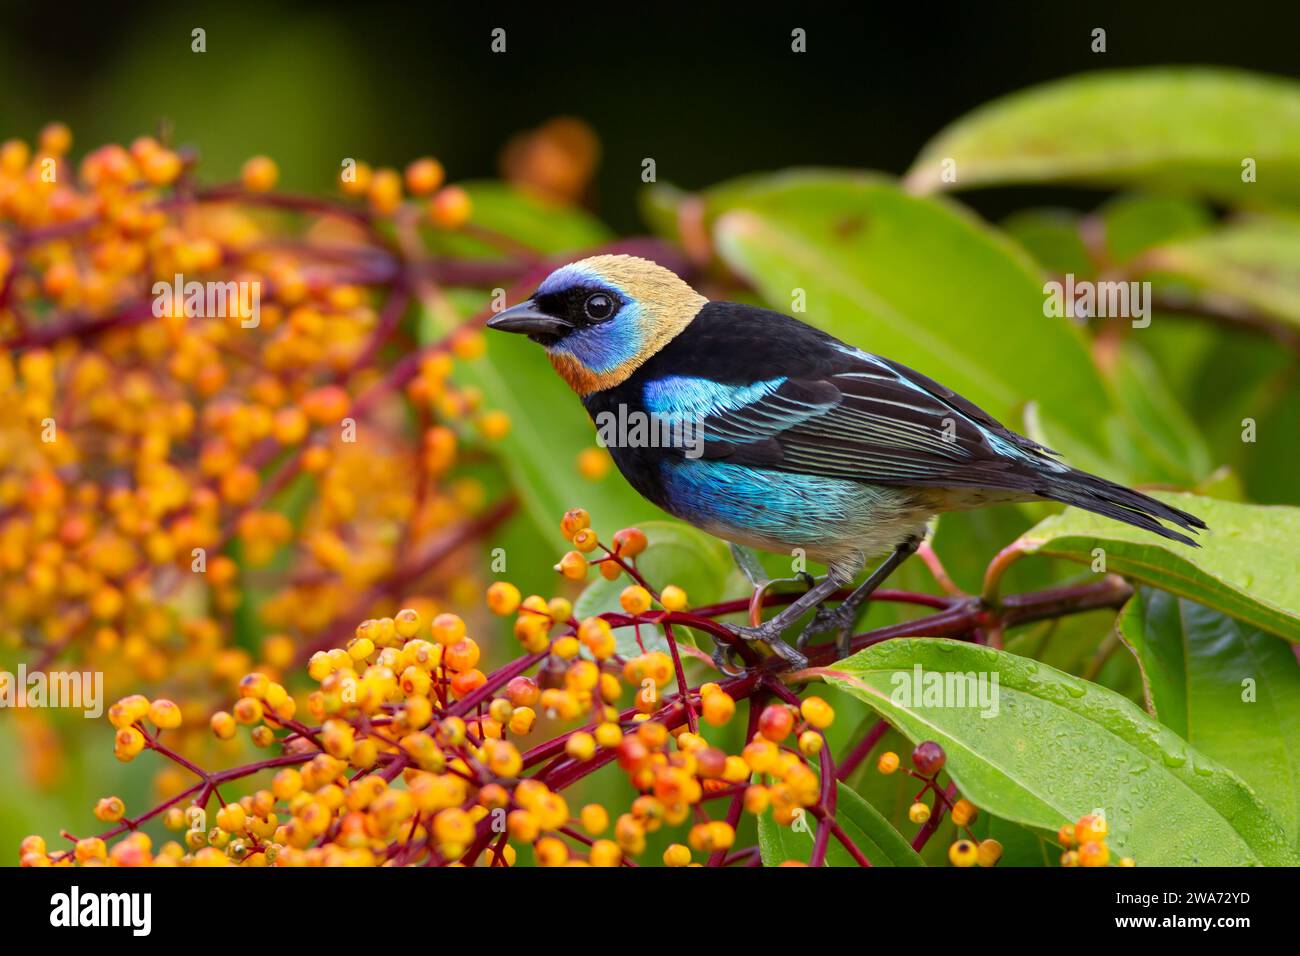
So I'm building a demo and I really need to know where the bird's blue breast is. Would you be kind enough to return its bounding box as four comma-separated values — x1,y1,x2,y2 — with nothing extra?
657,457,923,564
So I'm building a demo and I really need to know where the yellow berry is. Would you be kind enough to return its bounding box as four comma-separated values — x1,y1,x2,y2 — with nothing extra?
800,696,834,729
877,751,900,774
662,844,692,867
908,801,931,825
486,581,522,615
620,586,652,615
948,839,978,867
148,698,182,730
659,585,687,611
94,796,125,822
210,711,236,740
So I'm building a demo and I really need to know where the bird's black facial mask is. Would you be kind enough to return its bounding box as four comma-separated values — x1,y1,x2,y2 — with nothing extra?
487,285,623,347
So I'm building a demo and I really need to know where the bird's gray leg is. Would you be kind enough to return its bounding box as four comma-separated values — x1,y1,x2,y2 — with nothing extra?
798,535,923,657
729,543,818,592
723,570,854,670
711,544,823,674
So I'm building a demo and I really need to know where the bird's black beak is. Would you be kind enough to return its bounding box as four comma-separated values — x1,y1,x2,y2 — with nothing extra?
486,300,573,343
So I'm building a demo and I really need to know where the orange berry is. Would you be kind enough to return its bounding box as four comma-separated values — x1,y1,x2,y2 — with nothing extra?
611,528,647,559
576,447,610,480
241,156,279,192
620,586,652,615
431,613,466,646
486,581,522,615
560,508,590,541
701,691,735,727
404,157,445,195
876,751,900,774
1075,813,1108,845
1078,841,1110,867
94,796,125,822
555,550,588,581
950,798,978,828
429,185,471,228
977,838,1003,867
367,168,403,215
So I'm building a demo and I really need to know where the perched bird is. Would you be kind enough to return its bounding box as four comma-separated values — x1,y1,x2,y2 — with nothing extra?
488,254,1205,670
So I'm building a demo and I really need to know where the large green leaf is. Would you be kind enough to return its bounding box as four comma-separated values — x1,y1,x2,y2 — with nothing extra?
572,521,730,655
1120,587,1300,847
823,638,1296,865
757,779,924,867
906,68,1300,208
1141,216,1300,330
1017,493,1300,643
694,171,1116,463
1105,343,1213,486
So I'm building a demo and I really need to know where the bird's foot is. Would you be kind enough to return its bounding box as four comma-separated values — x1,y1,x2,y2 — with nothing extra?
715,621,808,674
796,602,862,657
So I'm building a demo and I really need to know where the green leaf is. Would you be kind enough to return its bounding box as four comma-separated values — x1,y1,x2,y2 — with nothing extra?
1141,216,1300,329
1120,587,1300,847
823,638,1296,865
1105,343,1213,486
696,170,1116,463
906,68,1300,208
1100,194,1212,264
1001,209,1095,277
757,780,924,867
571,521,730,655
1018,492,1300,643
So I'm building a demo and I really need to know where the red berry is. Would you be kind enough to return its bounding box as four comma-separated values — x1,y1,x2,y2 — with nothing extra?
911,741,946,776
757,704,794,742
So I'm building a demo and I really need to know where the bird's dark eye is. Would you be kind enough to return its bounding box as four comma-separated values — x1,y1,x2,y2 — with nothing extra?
584,292,616,322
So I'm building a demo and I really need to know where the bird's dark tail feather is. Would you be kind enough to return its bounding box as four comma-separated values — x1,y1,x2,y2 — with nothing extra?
1039,468,1208,547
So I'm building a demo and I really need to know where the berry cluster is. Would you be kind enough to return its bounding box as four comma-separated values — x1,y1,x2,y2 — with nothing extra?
1058,813,1132,867
0,124,588,785
20,511,999,868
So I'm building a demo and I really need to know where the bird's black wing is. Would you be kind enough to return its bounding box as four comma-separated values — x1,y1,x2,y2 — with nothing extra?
696,347,1061,489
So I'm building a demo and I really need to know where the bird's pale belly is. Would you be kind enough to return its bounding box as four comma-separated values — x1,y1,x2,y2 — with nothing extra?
656,459,933,573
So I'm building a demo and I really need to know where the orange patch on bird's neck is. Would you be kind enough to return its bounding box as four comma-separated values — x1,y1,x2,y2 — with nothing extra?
547,352,632,396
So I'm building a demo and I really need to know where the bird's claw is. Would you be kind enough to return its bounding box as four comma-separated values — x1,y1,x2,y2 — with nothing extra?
796,603,860,657
721,622,809,671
